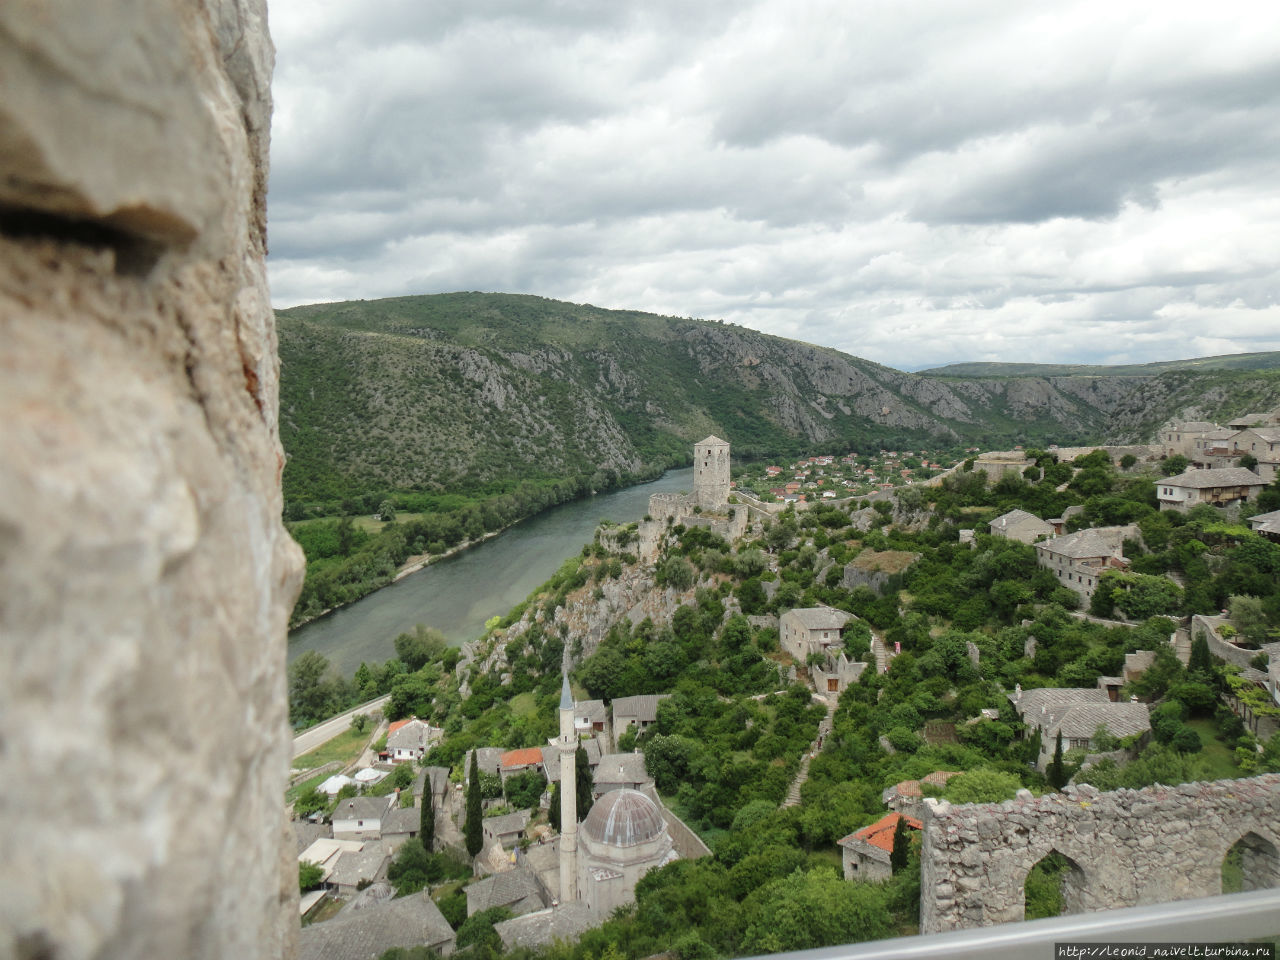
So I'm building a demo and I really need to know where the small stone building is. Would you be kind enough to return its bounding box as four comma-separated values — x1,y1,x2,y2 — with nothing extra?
882,771,961,818
482,810,531,850
332,795,396,841
386,717,442,763
1157,467,1268,511
465,866,546,918
592,753,652,797
298,889,456,960
611,694,669,746
1009,686,1150,768
988,508,1053,544
780,604,852,663
838,812,920,882
1034,526,1136,600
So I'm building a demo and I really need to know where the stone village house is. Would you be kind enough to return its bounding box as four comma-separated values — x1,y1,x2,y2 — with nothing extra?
1034,526,1138,601
1008,686,1150,769
838,811,921,883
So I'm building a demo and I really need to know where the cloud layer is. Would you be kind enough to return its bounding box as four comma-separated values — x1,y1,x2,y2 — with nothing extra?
267,0,1280,370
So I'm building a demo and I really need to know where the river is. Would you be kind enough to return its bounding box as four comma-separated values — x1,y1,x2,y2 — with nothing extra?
287,468,694,677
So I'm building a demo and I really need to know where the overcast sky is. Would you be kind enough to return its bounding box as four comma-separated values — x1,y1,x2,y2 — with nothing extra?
267,0,1280,371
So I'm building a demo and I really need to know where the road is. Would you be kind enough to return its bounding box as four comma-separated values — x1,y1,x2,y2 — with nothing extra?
292,694,391,759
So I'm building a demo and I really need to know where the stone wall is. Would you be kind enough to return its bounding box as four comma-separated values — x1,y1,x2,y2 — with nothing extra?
920,774,1280,933
0,2,304,958
1192,614,1260,669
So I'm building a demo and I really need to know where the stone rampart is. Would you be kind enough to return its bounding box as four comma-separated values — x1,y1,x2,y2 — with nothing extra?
1192,614,1260,669
920,774,1280,933
1,2,304,957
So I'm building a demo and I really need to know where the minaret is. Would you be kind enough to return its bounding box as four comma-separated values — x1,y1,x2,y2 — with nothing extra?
556,673,578,902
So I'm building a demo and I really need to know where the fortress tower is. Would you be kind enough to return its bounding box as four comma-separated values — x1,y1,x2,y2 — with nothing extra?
693,435,731,511
557,674,578,902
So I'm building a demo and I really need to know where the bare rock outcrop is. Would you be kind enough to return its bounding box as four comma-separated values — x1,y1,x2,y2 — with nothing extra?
0,2,303,958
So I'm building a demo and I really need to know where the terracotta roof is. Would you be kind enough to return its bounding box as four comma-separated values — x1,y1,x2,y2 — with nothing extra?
387,718,412,736
501,747,544,769
839,812,921,853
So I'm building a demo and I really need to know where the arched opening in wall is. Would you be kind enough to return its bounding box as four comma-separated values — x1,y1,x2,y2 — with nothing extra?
1222,832,1280,893
1024,850,1087,919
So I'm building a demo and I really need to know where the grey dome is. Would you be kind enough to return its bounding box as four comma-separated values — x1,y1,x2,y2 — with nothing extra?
582,789,664,847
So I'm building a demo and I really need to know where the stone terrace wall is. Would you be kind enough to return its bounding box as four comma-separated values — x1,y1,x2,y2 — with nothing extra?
920,775,1280,933
0,2,304,958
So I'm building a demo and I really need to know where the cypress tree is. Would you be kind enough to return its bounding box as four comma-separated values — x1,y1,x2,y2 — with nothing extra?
575,745,594,822
890,815,910,872
1189,632,1213,676
1047,730,1067,790
419,782,435,854
465,751,483,857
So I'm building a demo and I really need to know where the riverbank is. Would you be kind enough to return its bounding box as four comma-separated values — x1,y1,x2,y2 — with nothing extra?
286,468,696,677
289,528,508,632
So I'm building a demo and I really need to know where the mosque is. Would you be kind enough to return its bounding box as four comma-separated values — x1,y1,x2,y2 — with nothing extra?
555,675,677,917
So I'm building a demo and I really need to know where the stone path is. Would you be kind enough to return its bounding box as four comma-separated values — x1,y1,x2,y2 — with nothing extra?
781,698,836,808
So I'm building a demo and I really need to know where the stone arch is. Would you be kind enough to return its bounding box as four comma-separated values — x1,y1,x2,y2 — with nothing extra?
1221,830,1280,893
1023,849,1089,919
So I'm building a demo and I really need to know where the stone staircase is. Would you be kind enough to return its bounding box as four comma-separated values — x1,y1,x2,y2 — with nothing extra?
781,698,836,808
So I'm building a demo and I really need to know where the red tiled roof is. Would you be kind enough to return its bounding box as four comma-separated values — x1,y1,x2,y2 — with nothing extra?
501,747,544,769
844,812,921,853
387,718,413,736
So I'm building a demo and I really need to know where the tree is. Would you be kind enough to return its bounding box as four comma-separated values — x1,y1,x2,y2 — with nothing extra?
377,499,396,521
299,860,324,893
739,868,891,954
890,816,910,872
1229,595,1271,647
575,745,594,822
395,625,447,672
1047,730,1068,790
349,712,370,735
420,791,435,854
1120,454,1138,470
465,751,483,857
1161,455,1189,477
1188,632,1213,676
944,768,1022,804
1238,453,1259,471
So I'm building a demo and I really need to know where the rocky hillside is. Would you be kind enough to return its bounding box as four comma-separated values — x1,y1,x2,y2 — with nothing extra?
277,293,1280,502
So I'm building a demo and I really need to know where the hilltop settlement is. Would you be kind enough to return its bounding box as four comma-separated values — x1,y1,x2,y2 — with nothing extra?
289,412,1280,960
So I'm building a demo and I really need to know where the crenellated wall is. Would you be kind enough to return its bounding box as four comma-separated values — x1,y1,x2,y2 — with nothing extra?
920,775,1280,933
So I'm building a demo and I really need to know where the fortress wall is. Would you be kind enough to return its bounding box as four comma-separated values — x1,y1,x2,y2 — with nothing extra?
0,2,304,957
920,774,1280,933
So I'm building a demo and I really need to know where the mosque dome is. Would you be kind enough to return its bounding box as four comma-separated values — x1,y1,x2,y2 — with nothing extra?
582,789,665,847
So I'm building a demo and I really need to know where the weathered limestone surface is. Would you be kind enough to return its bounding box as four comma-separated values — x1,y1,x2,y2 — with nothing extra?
0,2,303,958
920,774,1280,933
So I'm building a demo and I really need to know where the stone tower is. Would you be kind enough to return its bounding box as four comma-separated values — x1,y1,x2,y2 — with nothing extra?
557,674,579,902
693,435,731,511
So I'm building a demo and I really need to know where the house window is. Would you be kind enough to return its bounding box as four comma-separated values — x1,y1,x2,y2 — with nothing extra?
358,820,364,827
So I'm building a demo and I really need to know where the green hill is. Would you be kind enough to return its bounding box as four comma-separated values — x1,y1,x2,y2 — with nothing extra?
918,352,1280,378
276,293,1280,510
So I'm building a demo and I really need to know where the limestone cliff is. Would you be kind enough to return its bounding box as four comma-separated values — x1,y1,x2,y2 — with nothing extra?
277,294,1280,504
0,2,302,958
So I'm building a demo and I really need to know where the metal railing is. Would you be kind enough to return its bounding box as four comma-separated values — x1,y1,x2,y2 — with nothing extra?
748,889,1280,960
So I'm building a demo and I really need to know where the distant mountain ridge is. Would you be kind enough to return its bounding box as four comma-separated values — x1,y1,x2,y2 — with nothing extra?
918,352,1280,378
275,293,1280,503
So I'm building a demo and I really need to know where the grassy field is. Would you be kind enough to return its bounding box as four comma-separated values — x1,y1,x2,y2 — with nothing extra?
286,771,330,805
1187,717,1244,781
351,512,426,533
509,692,539,720
293,726,370,772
